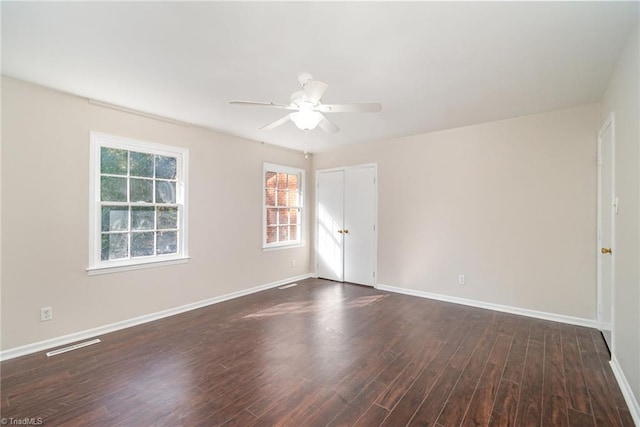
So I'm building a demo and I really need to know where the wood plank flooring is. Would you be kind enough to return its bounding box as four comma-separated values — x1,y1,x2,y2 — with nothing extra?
1,279,633,426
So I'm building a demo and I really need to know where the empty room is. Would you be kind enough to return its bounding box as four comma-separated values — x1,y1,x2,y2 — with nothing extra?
1,2,639,426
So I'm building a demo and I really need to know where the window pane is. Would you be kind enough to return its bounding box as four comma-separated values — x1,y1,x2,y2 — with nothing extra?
130,152,154,177
266,226,277,244
290,208,299,225
277,190,287,206
157,207,178,230
278,226,289,242
263,166,303,248
93,134,187,268
101,176,127,202
288,174,298,190
277,173,287,189
155,155,177,179
288,190,299,206
130,178,153,203
101,147,127,175
265,172,276,188
102,206,129,232
101,233,128,261
278,209,289,225
156,181,176,203
157,231,177,255
265,189,276,206
132,207,154,230
131,232,154,257
267,208,277,226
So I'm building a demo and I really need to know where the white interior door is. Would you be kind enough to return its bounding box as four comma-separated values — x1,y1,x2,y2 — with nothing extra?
597,114,615,351
317,170,345,282
344,167,376,285
316,166,377,286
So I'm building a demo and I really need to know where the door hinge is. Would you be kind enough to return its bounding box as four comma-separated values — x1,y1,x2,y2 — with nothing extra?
373,224,376,231
597,156,602,167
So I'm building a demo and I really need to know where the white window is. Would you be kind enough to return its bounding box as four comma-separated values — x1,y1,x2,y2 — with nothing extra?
88,132,189,274
263,163,304,249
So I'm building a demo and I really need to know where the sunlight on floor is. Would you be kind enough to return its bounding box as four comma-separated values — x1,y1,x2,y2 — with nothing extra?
243,294,387,319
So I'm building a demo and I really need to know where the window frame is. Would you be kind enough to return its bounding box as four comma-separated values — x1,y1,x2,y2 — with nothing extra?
262,163,305,250
87,132,189,275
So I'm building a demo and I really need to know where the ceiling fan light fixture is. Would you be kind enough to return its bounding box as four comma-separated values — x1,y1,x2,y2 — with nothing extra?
230,74,381,134
290,110,323,131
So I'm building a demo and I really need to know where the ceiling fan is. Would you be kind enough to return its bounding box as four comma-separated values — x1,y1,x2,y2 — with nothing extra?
230,73,382,133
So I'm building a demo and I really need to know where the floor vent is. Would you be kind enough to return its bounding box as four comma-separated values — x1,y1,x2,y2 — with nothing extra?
278,283,298,290
46,338,101,357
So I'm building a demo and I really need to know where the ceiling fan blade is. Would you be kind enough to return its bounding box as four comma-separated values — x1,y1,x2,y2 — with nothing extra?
318,115,339,134
317,103,382,113
260,114,291,130
303,80,328,103
298,72,314,87
230,100,295,110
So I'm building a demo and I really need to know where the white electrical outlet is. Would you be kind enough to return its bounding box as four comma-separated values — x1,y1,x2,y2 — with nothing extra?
458,275,466,285
291,259,296,267
41,307,53,322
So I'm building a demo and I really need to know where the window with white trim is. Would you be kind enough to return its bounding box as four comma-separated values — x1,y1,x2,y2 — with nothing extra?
88,132,188,273
263,163,304,248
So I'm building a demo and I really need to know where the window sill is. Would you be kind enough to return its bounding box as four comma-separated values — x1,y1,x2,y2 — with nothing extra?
87,257,190,276
262,242,305,252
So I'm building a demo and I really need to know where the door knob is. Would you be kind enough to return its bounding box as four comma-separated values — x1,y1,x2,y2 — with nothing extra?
601,247,612,254
337,230,344,234
343,229,349,234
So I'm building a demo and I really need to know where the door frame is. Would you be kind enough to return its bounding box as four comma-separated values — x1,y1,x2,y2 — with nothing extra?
596,112,616,349
315,163,378,285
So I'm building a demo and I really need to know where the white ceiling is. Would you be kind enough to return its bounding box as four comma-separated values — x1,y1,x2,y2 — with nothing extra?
2,2,638,152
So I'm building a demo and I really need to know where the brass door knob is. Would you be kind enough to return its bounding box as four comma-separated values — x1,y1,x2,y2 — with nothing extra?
337,230,344,234
601,247,612,254
343,229,349,234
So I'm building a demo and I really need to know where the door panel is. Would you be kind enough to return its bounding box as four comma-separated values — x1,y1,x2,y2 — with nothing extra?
317,170,344,282
344,167,376,286
316,166,377,286
598,117,614,350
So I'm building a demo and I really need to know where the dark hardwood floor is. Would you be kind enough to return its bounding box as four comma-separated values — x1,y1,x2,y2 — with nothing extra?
1,279,633,426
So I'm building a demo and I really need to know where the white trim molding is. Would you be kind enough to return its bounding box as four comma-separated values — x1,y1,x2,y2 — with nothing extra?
375,283,598,328
88,99,192,127
610,356,640,426
0,273,314,361
88,131,190,273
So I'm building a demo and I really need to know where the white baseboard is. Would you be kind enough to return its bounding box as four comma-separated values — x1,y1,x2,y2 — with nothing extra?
610,356,640,426
375,283,598,328
0,273,314,362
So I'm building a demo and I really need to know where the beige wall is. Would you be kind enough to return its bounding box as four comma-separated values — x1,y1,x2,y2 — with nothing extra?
601,22,640,409
314,104,600,320
1,77,312,350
